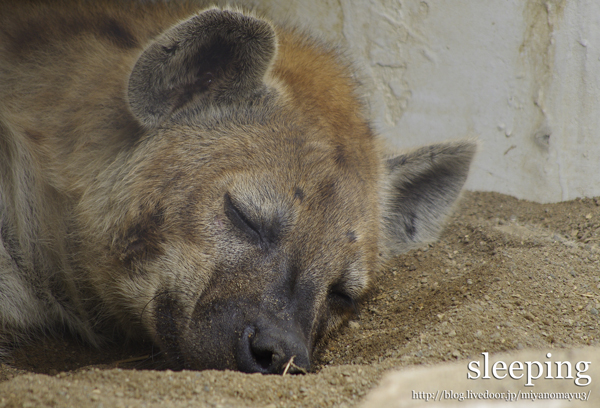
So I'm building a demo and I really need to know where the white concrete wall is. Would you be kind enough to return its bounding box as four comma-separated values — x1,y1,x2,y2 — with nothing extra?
257,0,600,203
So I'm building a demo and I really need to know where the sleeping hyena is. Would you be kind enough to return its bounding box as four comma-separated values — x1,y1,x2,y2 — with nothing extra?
0,0,476,373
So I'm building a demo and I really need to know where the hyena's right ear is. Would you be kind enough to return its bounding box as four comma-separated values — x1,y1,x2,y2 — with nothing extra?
128,9,277,127
381,140,477,257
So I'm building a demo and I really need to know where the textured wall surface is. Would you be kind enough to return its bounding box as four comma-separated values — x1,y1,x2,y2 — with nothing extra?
257,0,600,203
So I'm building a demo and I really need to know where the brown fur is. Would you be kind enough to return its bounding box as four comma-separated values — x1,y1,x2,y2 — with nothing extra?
0,0,476,373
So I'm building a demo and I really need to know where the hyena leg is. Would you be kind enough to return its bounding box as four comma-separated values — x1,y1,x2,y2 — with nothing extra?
0,233,51,353
0,215,100,355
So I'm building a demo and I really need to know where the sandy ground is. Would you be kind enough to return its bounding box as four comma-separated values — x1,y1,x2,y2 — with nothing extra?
1,191,599,407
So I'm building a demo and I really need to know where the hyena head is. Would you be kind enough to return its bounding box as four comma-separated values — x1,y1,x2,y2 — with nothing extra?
87,9,475,373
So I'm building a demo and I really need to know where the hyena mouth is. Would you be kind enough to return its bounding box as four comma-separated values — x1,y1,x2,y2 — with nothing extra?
154,294,311,374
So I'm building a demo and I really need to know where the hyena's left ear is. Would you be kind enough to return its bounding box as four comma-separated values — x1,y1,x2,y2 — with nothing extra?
128,9,277,127
381,140,477,257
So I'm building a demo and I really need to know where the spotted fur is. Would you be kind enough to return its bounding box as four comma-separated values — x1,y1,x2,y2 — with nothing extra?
0,0,476,373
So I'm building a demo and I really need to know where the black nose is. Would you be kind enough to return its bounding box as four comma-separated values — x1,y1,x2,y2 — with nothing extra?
237,320,310,374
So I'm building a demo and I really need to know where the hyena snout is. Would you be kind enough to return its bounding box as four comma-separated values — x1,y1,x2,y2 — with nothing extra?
238,317,310,374
178,297,312,373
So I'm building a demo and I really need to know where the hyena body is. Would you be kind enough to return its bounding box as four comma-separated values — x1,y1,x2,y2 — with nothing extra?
0,0,475,373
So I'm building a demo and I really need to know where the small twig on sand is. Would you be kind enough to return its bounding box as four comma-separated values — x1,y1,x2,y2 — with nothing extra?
282,356,295,376
282,356,307,375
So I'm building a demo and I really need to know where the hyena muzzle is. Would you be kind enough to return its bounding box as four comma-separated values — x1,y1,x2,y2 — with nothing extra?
0,0,476,374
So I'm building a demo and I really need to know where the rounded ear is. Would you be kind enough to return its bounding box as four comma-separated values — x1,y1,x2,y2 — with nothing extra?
127,9,277,127
381,140,478,257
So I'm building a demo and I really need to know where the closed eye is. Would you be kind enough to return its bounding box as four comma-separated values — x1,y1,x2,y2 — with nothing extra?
328,283,358,315
224,193,260,242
